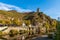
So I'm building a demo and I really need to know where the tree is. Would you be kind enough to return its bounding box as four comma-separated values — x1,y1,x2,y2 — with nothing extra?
44,22,50,33
5,20,12,25
9,29,18,37
0,20,5,25
24,20,31,26
0,31,2,38
12,18,22,26
51,20,57,32
54,21,60,40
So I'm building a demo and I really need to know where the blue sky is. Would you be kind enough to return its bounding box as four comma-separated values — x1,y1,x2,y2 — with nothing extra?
0,0,60,19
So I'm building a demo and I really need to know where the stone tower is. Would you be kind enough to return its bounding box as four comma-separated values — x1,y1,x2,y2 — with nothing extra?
58,17,60,21
37,8,40,13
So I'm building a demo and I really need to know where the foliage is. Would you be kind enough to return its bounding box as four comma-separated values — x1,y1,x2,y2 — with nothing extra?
24,20,31,26
9,29,18,37
54,21,60,40
0,31,3,38
0,10,57,33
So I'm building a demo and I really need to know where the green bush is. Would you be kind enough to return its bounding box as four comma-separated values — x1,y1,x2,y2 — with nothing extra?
0,31,3,38
54,21,60,40
9,29,18,37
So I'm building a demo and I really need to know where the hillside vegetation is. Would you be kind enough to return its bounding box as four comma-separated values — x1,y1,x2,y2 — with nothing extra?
54,21,60,40
0,9,57,32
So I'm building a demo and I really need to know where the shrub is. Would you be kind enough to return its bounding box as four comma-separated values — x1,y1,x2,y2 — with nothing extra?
9,29,18,37
0,31,3,38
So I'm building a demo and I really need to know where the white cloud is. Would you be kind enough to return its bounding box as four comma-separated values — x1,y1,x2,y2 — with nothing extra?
0,2,32,12
43,0,60,19
44,6,60,19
